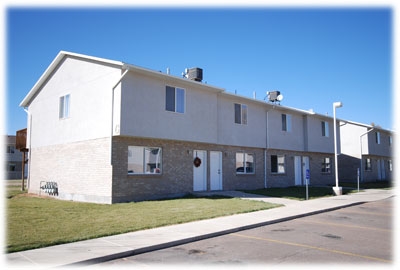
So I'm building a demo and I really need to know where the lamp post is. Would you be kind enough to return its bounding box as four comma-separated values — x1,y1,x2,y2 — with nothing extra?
332,102,343,196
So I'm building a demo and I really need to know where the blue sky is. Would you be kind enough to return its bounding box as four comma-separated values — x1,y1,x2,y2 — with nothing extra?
5,7,393,135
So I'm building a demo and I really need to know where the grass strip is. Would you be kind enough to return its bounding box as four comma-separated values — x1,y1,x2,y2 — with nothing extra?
6,193,280,253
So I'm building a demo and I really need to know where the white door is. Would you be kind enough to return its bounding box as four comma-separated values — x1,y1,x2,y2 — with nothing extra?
294,156,302,186
302,156,310,185
193,150,207,191
210,151,223,190
378,159,386,180
381,160,386,180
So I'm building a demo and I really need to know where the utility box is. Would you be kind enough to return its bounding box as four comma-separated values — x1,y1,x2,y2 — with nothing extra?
188,67,203,82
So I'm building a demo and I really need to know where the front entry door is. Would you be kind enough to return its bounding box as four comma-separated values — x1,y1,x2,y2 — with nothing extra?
210,151,223,190
294,156,302,185
193,150,207,191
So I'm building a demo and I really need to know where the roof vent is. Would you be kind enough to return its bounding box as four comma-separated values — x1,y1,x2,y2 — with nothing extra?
183,67,203,82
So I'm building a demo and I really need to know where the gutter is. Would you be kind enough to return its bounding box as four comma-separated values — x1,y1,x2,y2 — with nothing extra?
23,108,32,189
110,67,130,165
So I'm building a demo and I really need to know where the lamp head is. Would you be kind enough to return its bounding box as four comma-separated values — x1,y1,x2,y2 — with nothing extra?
333,102,343,108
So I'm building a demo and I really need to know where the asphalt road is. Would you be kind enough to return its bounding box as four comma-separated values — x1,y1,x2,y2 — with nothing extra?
101,197,394,266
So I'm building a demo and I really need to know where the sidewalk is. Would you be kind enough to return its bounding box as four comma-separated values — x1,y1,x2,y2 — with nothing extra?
5,188,394,268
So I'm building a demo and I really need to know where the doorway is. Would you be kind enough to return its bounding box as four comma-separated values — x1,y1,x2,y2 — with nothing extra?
210,151,223,190
193,150,207,191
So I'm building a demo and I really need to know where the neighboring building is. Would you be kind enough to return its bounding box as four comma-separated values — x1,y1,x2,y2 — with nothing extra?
4,135,24,179
19,51,369,204
339,121,394,182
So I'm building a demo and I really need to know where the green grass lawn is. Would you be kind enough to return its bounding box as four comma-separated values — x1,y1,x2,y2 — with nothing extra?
5,189,281,253
243,181,392,201
243,186,341,200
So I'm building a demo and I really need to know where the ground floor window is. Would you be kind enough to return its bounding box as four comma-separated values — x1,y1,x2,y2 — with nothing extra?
236,152,254,173
128,146,162,175
365,158,372,171
271,155,285,173
388,160,393,172
8,163,16,172
321,157,331,173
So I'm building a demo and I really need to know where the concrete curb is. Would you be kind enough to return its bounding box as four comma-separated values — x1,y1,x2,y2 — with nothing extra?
69,201,367,266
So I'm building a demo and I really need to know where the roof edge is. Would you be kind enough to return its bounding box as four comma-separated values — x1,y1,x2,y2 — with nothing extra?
19,51,123,107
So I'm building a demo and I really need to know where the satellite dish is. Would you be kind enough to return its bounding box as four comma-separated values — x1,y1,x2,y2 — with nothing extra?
277,94,283,101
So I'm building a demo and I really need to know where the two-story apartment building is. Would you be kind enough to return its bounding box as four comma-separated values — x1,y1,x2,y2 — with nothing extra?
339,121,393,182
20,51,342,204
4,135,24,179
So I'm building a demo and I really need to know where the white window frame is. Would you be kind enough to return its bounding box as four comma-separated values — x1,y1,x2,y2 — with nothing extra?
271,155,285,174
234,103,248,125
282,114,292,132
365,158,372,171
128,146,162,175
321,121,329,137
59,94,70,119
376,132,381,144
166,86,185,113
321,157,331,173
236,152,254,174
7,145,15,154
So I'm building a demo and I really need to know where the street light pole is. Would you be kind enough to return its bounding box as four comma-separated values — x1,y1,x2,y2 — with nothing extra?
332,101,343,196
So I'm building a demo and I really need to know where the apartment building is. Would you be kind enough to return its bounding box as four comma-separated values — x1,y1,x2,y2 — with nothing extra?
19,51,349,204
4,135,24,179
339,121,393,182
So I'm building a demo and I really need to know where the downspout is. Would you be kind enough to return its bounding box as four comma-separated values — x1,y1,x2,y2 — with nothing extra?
23,108,32,190
264,107,272,188
110,67,130,165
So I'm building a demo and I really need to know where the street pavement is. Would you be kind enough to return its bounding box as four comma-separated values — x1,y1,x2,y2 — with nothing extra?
4,188,395,268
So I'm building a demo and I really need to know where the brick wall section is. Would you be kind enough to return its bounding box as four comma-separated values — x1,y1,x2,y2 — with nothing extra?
111,137,266,202
266,149,335,187
28,137,112,204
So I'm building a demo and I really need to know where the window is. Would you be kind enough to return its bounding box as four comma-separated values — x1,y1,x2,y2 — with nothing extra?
282,114,291,132
389,136,392,146
234,103,248,125
271,155,285,173
166,86,185,113
128,146,162,175
321,157,331,173
59,94,70,119
365,158,372,171
8,163,16,172
6,145,15,154
321,121,329,137
236,152,254,173
375,132,381,144
388,160,393,172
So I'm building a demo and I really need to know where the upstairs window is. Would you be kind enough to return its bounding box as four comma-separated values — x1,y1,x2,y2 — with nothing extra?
375,132,381,144
234,103,248,125
166,86,185,113
282,114,292,132
7,145,15,154
321,121,329,137
59,94,70,119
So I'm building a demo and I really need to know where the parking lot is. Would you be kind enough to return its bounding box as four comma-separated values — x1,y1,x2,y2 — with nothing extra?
102,197,394,265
